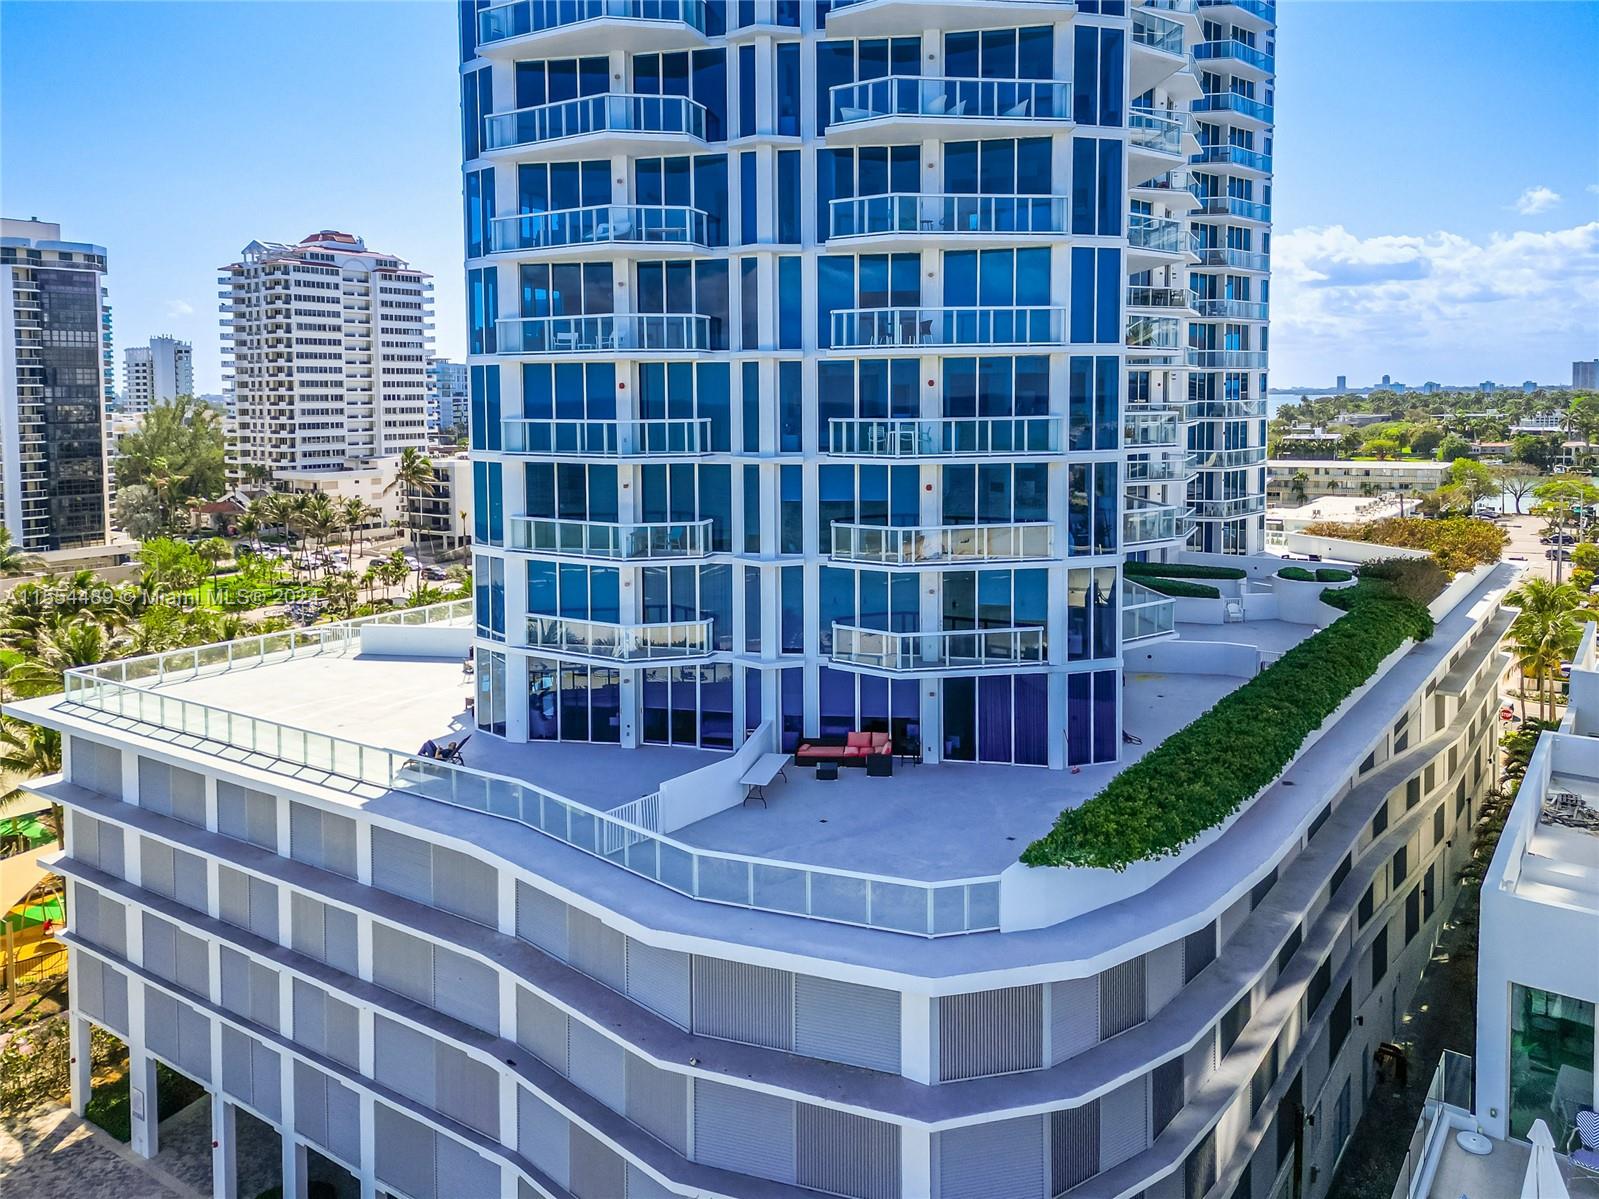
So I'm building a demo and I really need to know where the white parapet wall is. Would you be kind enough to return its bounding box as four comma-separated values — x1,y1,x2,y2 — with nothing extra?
359,621,475,659
1123,635,1261,678
1280,531,1431,563
654,720,777,833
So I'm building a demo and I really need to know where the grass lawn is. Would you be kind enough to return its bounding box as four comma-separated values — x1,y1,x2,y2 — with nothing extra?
84,1056,207,1143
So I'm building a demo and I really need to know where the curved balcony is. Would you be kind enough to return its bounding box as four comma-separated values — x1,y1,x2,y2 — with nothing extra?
1127,452,1196,483
525,615,713,663
1195,143,1272,174
1128,109,1190,178
482,94,708,161
1198,0,1275,23
1187,395,1267,419
501,417,711,459
488,205,714,260
1192,91,1274,126
828,415,1063,460
827,192,1068,251
1122,580,1177,644
1124,498,1194,547
1192,193,1271,223
509,516,713,560
825,0,1079,36
1194,39,1275,76
1194,297,1268,320
1195,246,1269,272
1191,494,1268,520
830,521,1055,568
830,305,1067,352
1124,409,1181,449
1188,349,1268,370
1127,285,1196,311
826,76,1070,145
495,313,711,357
831,623,1047,676
1127,214,1199,269
475,0,708,58
1190,445,1267,470
1131,10,1186,94
1127,314,1185,355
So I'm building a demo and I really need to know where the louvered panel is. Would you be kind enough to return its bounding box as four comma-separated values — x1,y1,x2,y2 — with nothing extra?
567,1020,625,1112
435,1041,499,1137
293,979,328,1057
167,763,206,827
1183,922,1217,983
1184,1027,1217,1096
625,940,691,1029
375,1101,437,1199
370,923,433,1006
70,737,118,795
325,1075,362,1165
323,989,360,1068
432,844,497,927
249,876,280,943
171,847,208,912
1099,956,1148,1039
289,893,326,961
218,866,252,931
938,986,1043,1081
567,909,626,992
222,1025,254,1105
516,986,568,1074
627,1165,676,1199
176,1001,211,1081
374,1015,436,1107
371,826,433,905
517,1087,570,1187
288,802,322,867
144,988,180,1064
939,1115,1047,1199
220,945,251,1014
515,881,568,959
694,1079,796,1182
322,904,358,974
217,781,276,849
436,1134,500,1199
624,1054,688,1154
249,959,279,1031
1099,1076,1149,1170
250,1040,281,1120
1050,1102,1100,1195
794,974,901,1073
432,944,499,1034
321,810,359,880
101,965,129,1034
137,757,172,817
1050,975,1099,1065
74,952,106,1023
140,838,175,899
86,888,127,957
142,912,176,982
1146,939,1185,1017
796,1103,901,1199
176,929,210,999
570,1126,627,1199
692,957,793,1050
1152,1056,1185,1137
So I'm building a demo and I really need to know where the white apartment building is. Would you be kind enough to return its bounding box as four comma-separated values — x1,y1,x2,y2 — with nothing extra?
1266,458,1451,504
219,230,433,485
426,357,469,433
411,449,473,555
122,334,195,413
0,216,112,551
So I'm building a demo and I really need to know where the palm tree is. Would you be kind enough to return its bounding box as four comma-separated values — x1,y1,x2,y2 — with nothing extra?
0,720,64,843
236,512,263,555
196,536,231,588
1506,578,1586,720
0,527,43,577
337,497,376,561
297,493,339,578
383,447,435,596
4,618,122,698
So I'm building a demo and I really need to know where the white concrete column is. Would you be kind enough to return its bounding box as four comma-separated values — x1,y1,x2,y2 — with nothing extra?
284,1137,309,1199
212,1098,239,1199
129,1047,160,1159
901,1123,934,1199
358,1090,379,1199
68,1011,93,1116
899,992,934,1085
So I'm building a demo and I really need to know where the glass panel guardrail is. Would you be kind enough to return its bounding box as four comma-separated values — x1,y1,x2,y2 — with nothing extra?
828,416,1063,457
1122,582,1176,641
831,522,1055,565
1128,214,1186,254
1192,91,1274,123
1194,246,1270,272
484,93,707,150
501,417,711,456
828,193,1069,239
510,517,712,559
490,204,711,253
1193,297,1269,320
1123,410,1181,447
830,306,1066,349
526,615,712,661
1195,144,1272,173
1128,107,1185,154
1127,286,1195,309
1126,315,1185,350
1187,349,1269,370
479,0,707,45
1131,9,1185,54
830,76,1070,125
495,313,711,354
832,624,1047,672
1193,40,1274,72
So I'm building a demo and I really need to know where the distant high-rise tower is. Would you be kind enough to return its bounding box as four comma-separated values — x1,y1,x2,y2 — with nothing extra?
0,217,111,551
1575,359,1599,390
219,230,433,483
1335,374,1347,390
101,291,115,410
425,357,468,432
121,335,194,413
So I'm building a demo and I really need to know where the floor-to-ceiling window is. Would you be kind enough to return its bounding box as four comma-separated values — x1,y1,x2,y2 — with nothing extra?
1509,984,1595,1144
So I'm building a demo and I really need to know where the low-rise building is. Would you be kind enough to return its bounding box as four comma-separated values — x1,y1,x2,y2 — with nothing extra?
409,450,471,556
1268,458,1452,504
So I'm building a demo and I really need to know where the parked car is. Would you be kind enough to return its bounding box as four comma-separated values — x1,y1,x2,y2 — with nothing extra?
422,565,449,581
1545,548,1571,560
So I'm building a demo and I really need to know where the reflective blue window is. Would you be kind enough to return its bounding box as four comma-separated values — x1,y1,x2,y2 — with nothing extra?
469,364,501,451
778,257,802,349
779,361,803,451
777,43,802,136
780,565,804,653
778,151,800,244
738,44,756,138
740,152,757,244
741,361,759,453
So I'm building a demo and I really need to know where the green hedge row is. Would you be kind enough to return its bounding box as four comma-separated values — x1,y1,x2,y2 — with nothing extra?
1315,568,1354,583
1277,566,1317,582
1279,566,1354,583
1020,589,1435,871
1135,577,1221,599
1124,561,1248,581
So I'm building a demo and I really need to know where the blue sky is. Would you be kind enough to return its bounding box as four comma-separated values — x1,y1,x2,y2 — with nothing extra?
3,0,1596,393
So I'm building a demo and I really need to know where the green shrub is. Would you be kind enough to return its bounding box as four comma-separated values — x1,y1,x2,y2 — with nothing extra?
1298,515,1505,573
1020,589,1435,871
1136,577,1221,599
1314,568,1353,583
1125,561,1247,581
1278,566,1317,582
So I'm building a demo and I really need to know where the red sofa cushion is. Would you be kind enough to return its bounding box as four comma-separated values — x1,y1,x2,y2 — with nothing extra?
846,731,873,748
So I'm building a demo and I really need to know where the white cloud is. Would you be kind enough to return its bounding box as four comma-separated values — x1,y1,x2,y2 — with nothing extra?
1588,183,1599,197
164,299,194,317
1513,186,1562,215
1271,222,1599,383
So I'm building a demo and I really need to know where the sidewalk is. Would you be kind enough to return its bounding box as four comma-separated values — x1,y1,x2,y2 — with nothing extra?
0,1102,205,1199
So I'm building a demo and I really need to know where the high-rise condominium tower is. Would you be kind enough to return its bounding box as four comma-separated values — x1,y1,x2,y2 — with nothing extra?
219,231,433,484
122,334,194,413
18,8,1517,1199
426,356,470,431
0,216,111,551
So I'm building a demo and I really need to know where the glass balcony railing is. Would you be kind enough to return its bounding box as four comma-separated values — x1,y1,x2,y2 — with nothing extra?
496,313,711,354
1194,246,1270,272
1124,499,1193,546
1195,144,1272,172
502,417,711,457
489,205,713,254
1127,315,1185,351
1131,9,1184,55
1194,40,1275,73
1127,285,1195,310
1186,396,1268,419
1126,454,1190,483
1140,0,1197,14
1198,0,1276,18
1194,297,1269,320
1127,214,1190,255
1124,409,1181,448
1192,193,1272,222
830,305,1067,349
483,93,707,152
828,193,1069,240
1191,494,1268,520
526,615,713,662
829,416,1063,458
1190,445,1267,470
510,516,713,559
1129,108,1186,155
831,522,1055,567
829,76,1071,128
1122,581,1176,643
1188,349,1269,370
478,0,706,46
1192,91,1274,124
831,624,1047,673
